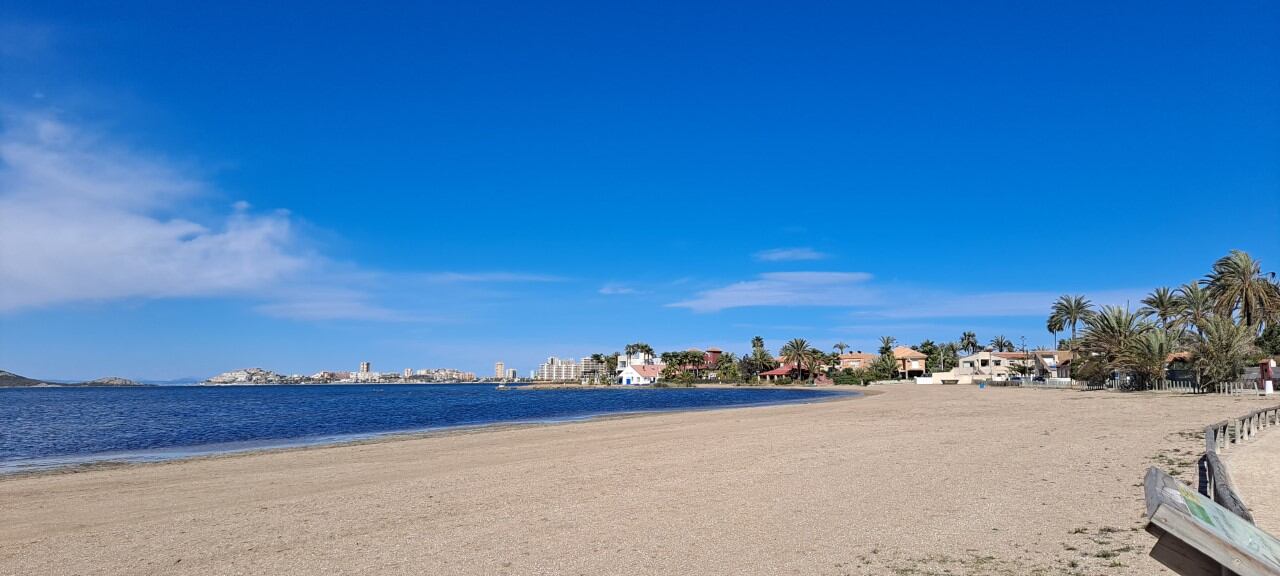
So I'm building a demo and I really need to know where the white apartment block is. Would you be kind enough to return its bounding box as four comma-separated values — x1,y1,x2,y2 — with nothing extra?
534,357,584,381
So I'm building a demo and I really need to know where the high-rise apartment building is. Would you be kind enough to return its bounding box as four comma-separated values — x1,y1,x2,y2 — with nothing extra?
495,361,506,380
533,357,584,381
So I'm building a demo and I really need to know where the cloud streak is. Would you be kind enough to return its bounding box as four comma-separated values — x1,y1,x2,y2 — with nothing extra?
599,283,638,295
753,247,829,262
669,272,878,312
669,270,1145,318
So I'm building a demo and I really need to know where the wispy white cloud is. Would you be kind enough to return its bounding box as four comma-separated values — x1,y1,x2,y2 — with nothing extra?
669,272,877,312
0,112,313,313
669,270,1145,319
0,110,562,321
599,283,638,295
863,289,1146,319
753,247,829,262
417,272,566,283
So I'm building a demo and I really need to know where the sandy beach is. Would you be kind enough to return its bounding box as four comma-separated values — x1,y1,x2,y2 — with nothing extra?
0,385,1275,576
1226,422,1280,535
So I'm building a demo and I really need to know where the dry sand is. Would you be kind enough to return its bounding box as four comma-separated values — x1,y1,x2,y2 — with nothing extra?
0,385,1274,576
1225,422,1280,535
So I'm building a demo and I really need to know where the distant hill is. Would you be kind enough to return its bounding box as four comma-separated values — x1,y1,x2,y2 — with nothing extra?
0,370,53,387
76,377,145,387
0,371,149,387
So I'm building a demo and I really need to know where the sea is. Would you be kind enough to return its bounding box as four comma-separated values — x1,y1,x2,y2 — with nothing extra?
0,384,848,473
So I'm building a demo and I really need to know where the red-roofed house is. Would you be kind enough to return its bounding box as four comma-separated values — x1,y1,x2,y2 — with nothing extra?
838,352,877,370
759,363,811,382
617,363,665,386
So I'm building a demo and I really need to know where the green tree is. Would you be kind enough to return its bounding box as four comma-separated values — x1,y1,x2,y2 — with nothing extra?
1204,250,1280,331
1047,315,1064,351
1192,316,1262,389
1125,330,1178,388
989,335,1013,352
833,342,850,355
1176,282,1213,333
1079,306,1153,383
958,332,979,354
780,338,817,382
740,336,777,380
1049,294,1094,376
916,340,940,372
1258,324,1280,356
715,352,742,382
625,342,655,359
871,336,898,380
1140,286,1184,332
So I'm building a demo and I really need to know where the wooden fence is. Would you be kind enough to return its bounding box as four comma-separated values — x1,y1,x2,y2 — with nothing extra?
1197,404,1280,523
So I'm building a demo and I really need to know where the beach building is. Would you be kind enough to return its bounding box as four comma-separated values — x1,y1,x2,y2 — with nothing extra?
580,356,606,383
534,357,584,381
494,361,505,380
892,346,928,379
838,351,876,370
759,363,811,382
617,363,663,385
616,351,658,371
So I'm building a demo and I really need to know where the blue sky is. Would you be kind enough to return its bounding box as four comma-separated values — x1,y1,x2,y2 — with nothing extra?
1,1,1277,380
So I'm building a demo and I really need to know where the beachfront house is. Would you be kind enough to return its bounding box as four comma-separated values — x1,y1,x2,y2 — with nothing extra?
759,363,810,382
893,346,928,379
617,363,663,385
958,351,1018,380
838,352,876,370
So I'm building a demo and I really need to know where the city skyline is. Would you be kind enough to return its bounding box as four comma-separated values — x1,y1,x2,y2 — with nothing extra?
1,3,1277,380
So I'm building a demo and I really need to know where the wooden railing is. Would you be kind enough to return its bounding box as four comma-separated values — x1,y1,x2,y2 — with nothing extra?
1197,404,1280,523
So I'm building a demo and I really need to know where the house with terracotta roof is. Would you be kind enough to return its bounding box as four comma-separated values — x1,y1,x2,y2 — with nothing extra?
893,346,928,378
617,363,664,385
838,351,877,370
759,363,811,382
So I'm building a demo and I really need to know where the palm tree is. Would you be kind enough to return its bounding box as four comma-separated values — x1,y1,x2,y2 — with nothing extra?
1139,286,1184,332
1046,315,1064,351
1080,306,1152,382
958,332,979,354
1125,330,1178,389
833,342,849,355
1191,316,1261,389
751,336,765,350
1204,250,1280,331
1049,294,1093,376
878,336,895,354
989,335,1013,352
624,342,655,359
780,338,815,382
1176,282,1213,333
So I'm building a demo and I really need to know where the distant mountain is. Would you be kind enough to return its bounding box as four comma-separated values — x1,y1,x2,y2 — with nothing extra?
0,371,150,387
76,376,145,387
0,370,53,387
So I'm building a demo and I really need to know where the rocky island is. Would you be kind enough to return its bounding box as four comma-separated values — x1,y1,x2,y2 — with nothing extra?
0,370,146,387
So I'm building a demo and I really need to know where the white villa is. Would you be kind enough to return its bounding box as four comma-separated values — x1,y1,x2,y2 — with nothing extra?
617,363,664,386
616,351,662,385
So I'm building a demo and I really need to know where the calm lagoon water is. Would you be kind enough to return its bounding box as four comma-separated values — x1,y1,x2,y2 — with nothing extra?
0,384,848,473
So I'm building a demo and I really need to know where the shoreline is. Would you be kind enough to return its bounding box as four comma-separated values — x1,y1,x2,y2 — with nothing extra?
1,386,865,480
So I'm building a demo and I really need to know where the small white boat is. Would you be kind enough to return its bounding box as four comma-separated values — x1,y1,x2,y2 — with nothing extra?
496,383,509,390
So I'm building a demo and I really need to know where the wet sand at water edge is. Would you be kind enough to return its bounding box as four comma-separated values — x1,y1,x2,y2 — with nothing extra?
0,385,1274,575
